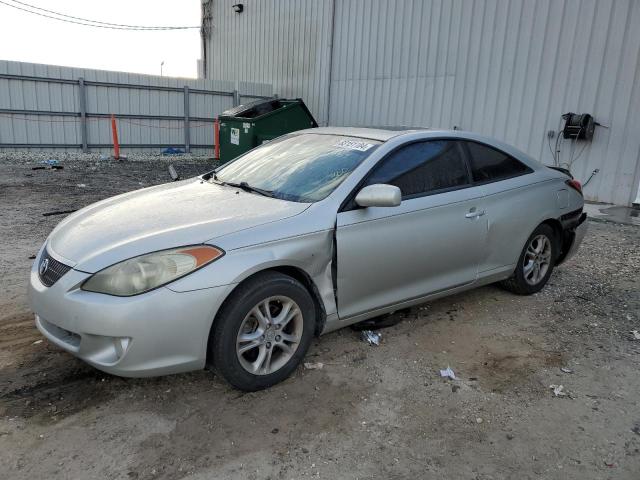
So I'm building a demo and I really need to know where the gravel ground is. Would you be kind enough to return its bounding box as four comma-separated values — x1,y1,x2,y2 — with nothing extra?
0,151,214,165
0,157,639,479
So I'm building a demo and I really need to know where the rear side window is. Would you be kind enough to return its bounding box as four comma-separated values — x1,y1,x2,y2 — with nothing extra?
366,140,469,198
465,141,531,183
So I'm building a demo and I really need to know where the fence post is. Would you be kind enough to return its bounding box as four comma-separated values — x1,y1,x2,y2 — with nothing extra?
183,85,191,154
110,114,120,160
214,118,220,160
78,77,88,153
233,89,240,107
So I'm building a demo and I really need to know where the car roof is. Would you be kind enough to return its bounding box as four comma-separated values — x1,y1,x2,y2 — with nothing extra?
294,126,542,170
298,126,426,142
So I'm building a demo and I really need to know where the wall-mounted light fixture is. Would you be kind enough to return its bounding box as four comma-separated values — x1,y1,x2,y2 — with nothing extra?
232,3,243,13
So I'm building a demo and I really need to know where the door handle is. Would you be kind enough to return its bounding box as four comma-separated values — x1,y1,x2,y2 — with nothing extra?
465,209,486,218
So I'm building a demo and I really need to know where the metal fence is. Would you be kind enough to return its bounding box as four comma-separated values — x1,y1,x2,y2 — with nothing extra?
0,60,274,155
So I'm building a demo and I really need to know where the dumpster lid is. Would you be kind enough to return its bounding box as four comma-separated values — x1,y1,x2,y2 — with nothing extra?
221,98,318,126
222,98,282,118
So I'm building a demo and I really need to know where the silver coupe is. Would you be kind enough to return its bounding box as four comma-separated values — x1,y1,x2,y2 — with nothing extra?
29,128,587,390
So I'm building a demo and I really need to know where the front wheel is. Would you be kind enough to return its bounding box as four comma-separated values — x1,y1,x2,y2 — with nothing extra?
500,224,557,295
209,272,316,391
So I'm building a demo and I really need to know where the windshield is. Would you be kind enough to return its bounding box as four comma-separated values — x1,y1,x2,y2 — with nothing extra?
215,133,381,202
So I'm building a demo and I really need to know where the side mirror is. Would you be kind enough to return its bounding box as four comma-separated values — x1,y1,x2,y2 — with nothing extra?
355,184,401,208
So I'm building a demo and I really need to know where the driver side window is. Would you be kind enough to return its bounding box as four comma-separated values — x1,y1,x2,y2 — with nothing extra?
365,140,470,199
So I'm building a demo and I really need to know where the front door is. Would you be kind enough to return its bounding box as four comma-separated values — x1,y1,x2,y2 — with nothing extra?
336,140,487,319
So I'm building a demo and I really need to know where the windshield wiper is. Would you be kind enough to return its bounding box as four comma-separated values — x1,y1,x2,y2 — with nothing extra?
223,181,275,198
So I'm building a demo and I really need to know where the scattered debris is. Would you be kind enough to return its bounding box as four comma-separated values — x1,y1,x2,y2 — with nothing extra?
506,433,515,440
271,428,279,434
476,417,483,424
603,460,615,468
632,422,640,436
76,183,86,188
28,255,36,259
99,154,110,161
42,209,78,217
560,367,574,374
630,330,640,340
168,164,180,181
549,384,567,397
303,362,324,370
32,340,42,345
440,366,456,380
162,147,185,155
451,385,460,393
360,330,381,346
36,159,64,170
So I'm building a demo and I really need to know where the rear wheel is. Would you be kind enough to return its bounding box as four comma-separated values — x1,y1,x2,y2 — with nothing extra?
209,272,315,391
500,224,557,295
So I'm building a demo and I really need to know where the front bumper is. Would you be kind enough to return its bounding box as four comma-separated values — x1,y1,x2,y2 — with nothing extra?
28,258,235,377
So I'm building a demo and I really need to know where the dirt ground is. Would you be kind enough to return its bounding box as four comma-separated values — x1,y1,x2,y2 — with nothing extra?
1,157,639,480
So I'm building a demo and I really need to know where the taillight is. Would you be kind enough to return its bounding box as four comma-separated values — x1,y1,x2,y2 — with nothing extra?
566,179,583,195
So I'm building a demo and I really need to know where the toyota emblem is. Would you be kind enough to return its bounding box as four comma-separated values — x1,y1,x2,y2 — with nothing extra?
39,258,50,276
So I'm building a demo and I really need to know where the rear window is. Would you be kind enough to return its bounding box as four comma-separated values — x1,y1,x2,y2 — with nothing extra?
465,141,531,183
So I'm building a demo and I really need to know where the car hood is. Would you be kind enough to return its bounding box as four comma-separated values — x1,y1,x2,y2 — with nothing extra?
48,179,310,273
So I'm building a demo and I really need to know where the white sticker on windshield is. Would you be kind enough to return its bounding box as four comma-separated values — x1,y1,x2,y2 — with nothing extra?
334,139,375,151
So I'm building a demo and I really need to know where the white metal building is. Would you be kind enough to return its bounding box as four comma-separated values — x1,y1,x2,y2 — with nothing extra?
201,0,640,206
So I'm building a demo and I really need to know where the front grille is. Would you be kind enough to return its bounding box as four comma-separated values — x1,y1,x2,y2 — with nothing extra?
38,250,72,287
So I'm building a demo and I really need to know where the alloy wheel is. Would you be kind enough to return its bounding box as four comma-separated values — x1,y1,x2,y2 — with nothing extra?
236,296,303,375
523,234,552,285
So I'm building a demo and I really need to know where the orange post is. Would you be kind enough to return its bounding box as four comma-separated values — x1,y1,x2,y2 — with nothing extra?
214,118,220,160
110,114,120,160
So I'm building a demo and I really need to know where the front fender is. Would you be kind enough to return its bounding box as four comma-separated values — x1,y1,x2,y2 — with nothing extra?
166,229,337,317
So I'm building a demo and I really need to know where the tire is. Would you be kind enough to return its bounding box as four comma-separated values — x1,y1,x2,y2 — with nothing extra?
500,223,558,295
209,271,316,391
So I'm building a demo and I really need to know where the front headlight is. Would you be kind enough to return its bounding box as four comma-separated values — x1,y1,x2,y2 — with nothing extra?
82,245,224,296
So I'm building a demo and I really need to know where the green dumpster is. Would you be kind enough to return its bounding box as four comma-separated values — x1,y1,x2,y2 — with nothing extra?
218,98,318,163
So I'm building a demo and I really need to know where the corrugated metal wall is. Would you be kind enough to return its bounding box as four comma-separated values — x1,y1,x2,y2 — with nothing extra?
0,60,272,154
329,0,640,206
207,0,334,127
207,0,640,206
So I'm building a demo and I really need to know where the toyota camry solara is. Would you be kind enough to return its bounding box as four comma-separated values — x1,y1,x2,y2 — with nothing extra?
29,127,587,390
